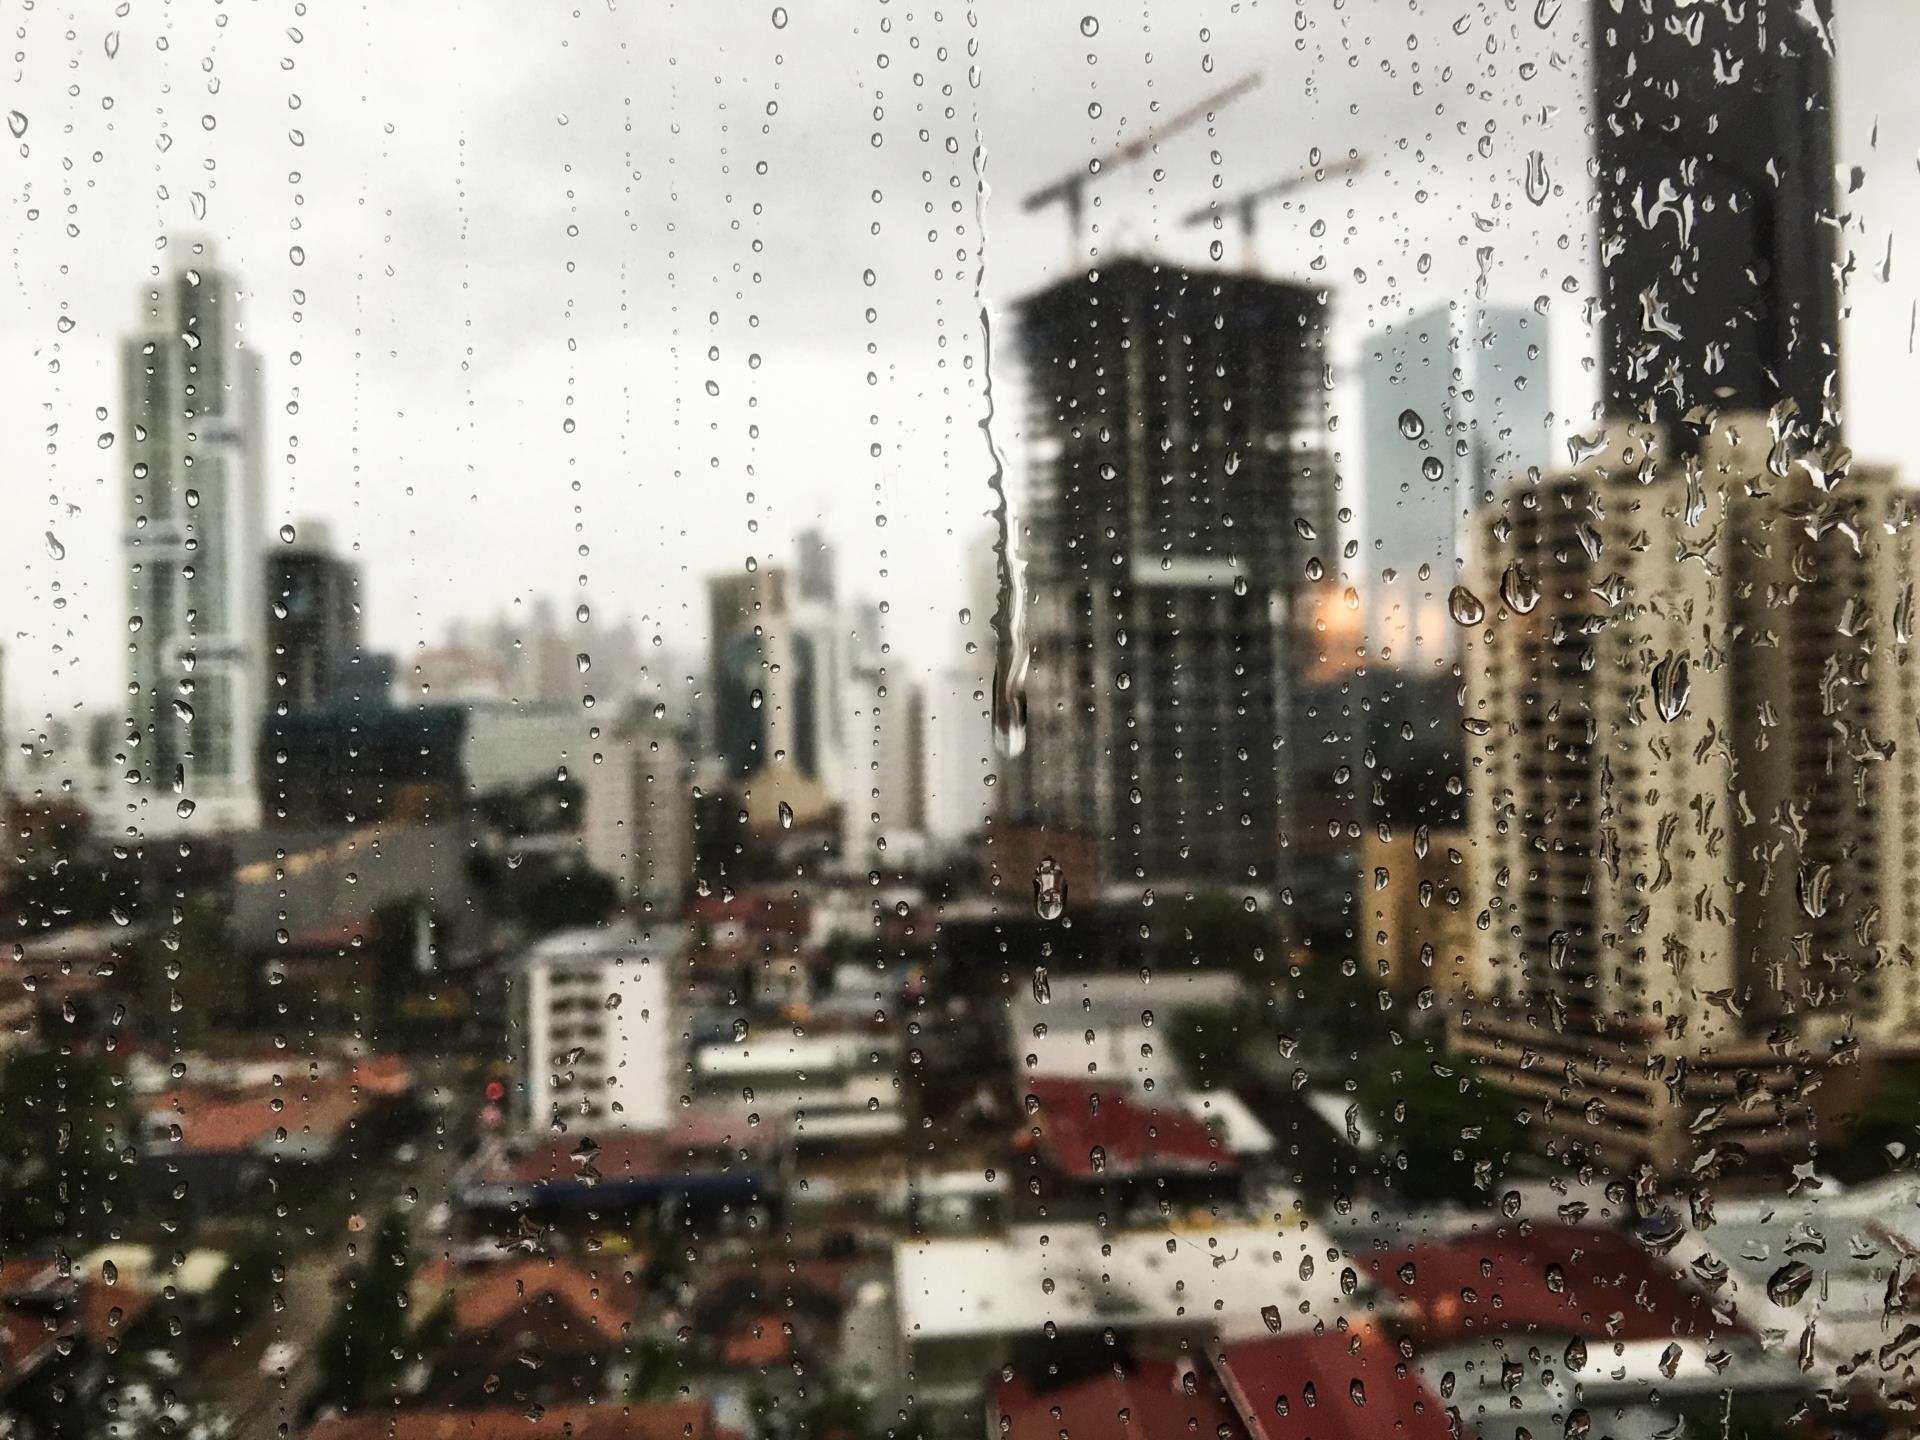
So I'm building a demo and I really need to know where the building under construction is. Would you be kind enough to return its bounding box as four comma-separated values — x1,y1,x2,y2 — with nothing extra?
1009,258,1330,890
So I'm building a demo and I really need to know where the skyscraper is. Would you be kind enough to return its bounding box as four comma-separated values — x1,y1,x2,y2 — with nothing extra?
1011,259,1328,889
265,519,367,712
122,245,267,834
1593,0,1841,427
1361,303,1549,648
841,603,928,869
1447,0,1899,1175
923,525,999,852
707,565,842,828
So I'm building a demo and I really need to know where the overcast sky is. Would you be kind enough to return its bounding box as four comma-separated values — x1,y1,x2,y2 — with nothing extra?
4,0,1916,735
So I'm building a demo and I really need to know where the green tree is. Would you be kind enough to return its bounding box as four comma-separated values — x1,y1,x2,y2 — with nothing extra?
203,1233,281,1338
0,1046,126,1248
130,897,236,1043
1356,1049,1523,1206
1828,1062,1920,1181
1162,1008,1246,1088
312,1208,414,1411
625,1333,692,1402
1152,892,1274,978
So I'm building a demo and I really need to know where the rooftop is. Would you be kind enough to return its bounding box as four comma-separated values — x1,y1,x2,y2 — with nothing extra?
993,1357,1248,1440
1213,1332,1452,1440
894,1218,1366,1346
304,1401,725,1440
418,1255,642,1341
1016,1076,1232,1181
1362,1224,1727,1345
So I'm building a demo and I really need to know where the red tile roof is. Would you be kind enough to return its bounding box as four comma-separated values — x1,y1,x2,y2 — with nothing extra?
305,1401,720,1440
0,1311,61,1392
1016,1077,1232,1181
147,1057,412,1158
1212,1332,1452,1440
720,1312,792,1368
484,1121,764,1187
0,1261,64,1303
993,1357,1248,1440
1361,1224,1723,1344
428,1257,641,1340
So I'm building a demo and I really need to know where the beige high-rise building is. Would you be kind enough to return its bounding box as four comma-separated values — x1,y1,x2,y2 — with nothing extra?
1455,415,1918,1173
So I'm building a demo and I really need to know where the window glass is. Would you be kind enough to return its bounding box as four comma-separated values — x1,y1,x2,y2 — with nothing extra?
2,4,1915,1440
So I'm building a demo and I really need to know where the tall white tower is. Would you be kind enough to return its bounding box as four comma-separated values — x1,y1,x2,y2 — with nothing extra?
121,243,266,834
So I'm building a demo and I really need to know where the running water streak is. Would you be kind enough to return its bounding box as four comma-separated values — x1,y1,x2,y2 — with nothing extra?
972,139,1029,758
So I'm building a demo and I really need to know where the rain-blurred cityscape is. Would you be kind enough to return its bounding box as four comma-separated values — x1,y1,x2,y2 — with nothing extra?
3,1,1920,1438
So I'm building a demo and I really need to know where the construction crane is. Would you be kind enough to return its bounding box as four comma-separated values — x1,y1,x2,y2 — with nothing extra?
1181,153,1368,270
1022,71,1264,269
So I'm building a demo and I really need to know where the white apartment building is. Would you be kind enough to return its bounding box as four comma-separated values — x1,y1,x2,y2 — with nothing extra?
512,925,688,1134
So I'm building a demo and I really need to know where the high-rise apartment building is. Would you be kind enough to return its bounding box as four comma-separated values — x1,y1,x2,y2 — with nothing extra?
121,245,267,834
582,712,694,914
1458,419,1917,1170
1010,258,1328,888
1361,304,1550,648
1593,0,1840,427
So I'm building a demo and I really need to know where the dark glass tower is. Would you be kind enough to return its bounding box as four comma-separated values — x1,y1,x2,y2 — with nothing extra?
1593,0,1841,427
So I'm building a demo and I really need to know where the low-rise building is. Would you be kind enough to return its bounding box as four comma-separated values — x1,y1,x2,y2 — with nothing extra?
891,1217,1373,1433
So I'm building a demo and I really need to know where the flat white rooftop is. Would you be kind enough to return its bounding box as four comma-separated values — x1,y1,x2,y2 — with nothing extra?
894,1217,1370,1345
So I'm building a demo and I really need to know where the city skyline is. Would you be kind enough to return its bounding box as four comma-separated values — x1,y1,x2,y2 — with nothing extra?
6,0,1920,730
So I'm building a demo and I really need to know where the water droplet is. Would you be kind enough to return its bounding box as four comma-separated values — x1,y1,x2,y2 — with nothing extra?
279,523,297,544
770,5,788,26
6,111,26,139
1651,650,1691,721
1034,857,1067,921
732,1017,751,1043
43,532,65,561
1080,14,1099,36
1498,561,1541,614
1031,966,1051,1004
1767,1260,1815,1307
1260,1304,1282,1333
104,29,120,58
1447,585,1485,627
777,800,794,830
1397,408,1425,440
1525,149,1550,205
1797,864,1833,920
1420,455,1445,482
